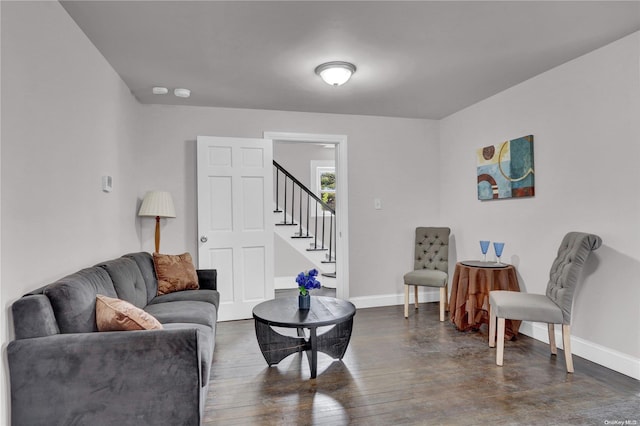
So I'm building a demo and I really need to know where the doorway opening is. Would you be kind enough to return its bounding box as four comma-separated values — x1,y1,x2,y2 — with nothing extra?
264,132,349,300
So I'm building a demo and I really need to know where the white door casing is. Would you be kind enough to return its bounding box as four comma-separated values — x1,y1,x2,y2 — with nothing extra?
197,136,274,321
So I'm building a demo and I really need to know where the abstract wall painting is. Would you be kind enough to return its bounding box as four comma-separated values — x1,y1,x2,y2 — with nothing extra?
477,135,534,200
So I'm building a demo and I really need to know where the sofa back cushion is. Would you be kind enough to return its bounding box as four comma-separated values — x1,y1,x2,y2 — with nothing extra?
44,267,117,333
123,252,159,304
96,258,148,308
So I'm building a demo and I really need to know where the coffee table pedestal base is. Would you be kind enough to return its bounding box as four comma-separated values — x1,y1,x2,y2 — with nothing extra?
254,318,354,379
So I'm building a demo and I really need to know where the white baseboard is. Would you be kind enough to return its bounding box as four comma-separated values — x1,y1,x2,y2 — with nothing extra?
349,291,640,381
349,288,440,309
519,322,640,380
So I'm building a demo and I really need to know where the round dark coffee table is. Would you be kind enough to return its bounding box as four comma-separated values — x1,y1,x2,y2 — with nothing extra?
252,296,356,379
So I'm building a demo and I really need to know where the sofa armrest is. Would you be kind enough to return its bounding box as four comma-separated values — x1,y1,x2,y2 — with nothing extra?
197,269,217,290
8,328,204,426
12,294,60,339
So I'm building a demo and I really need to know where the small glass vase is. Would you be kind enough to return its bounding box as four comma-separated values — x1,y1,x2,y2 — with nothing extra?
494,242,505,265
298,293,311,310
480,240,490,262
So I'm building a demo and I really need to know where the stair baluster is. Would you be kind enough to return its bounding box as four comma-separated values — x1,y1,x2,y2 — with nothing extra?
306,193,311,237
274,167,282,213
298,185,303,237
323,215,334,264
282,175,287,223
290,179,296,226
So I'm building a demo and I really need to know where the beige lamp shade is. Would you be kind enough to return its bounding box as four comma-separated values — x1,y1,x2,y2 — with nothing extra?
138,191,176,218
139,191,176,253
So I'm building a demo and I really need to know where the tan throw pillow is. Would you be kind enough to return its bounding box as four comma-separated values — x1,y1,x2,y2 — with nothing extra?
153,252,199,295
96,295,163,331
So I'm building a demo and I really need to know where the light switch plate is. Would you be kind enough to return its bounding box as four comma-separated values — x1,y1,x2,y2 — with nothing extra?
374,198,382,210
102,175,113,192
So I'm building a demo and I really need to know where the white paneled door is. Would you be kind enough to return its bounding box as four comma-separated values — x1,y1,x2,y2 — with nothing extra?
197,136,274,321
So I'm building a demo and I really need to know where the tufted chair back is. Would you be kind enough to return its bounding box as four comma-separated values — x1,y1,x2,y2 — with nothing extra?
545,232,602,324
413,227,450,274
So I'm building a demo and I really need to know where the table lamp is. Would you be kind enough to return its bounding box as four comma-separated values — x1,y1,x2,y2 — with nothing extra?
138,190,176,253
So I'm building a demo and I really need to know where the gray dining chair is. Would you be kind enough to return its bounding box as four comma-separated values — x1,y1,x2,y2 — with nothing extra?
488,232,602,373
404,227,450,321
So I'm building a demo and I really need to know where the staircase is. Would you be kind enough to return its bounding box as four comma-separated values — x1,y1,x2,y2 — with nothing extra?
273,161,337,289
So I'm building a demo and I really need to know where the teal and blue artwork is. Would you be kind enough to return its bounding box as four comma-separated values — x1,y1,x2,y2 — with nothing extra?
477,135,534,200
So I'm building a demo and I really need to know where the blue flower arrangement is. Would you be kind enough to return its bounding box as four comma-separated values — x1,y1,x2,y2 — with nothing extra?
296,269,321,296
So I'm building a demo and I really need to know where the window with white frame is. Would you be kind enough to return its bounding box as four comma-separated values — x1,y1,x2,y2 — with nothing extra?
310,160,335,213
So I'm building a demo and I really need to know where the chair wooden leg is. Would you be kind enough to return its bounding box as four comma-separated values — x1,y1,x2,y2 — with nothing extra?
489,305,496,348
562,324,574,373
444,283,449,312
404,285,409,318
439,287,446,321
496,318,505,366
548,323,557,355
414,286,419,310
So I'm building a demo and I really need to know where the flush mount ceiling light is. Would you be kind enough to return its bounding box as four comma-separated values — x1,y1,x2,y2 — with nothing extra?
174,88,191,98
315,61,356,86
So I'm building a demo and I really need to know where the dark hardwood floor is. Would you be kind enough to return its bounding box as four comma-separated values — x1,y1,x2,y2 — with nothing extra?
203,301,639,425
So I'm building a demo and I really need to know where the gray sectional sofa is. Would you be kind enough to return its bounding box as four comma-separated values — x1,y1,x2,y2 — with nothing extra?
7,252,219,426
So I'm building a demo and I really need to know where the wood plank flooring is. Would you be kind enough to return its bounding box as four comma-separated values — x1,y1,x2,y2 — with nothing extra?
203,302,639,425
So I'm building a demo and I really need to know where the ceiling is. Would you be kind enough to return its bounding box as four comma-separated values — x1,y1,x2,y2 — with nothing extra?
60,1,640,120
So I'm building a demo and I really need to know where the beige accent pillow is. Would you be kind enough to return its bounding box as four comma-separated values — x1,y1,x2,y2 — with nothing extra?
153,252,200,295
96,294,163,331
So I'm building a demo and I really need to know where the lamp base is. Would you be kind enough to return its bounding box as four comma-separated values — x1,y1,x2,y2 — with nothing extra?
155,216,161,253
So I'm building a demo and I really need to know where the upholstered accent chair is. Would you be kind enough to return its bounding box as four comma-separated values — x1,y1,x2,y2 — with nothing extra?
404,227,451,321
488,232,602,373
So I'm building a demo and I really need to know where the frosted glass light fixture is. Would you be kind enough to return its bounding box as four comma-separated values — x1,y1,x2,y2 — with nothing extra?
315,61,356,86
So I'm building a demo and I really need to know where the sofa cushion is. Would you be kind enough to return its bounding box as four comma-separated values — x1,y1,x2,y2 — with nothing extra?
149,289,220,311
153,253,199,295
96,258,148,308
163,323,215,387
145,300,217,329
45,267,117,333
123,252,159,304
96,295,163,332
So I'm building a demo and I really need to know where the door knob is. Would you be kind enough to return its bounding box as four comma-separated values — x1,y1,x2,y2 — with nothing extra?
200,236,208,243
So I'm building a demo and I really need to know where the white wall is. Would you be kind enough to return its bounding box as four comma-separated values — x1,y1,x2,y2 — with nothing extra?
135,105,441,299
274,235,316,277
273,141,335,190
1,1,143,418
439,32,640,374
1,0,143,288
